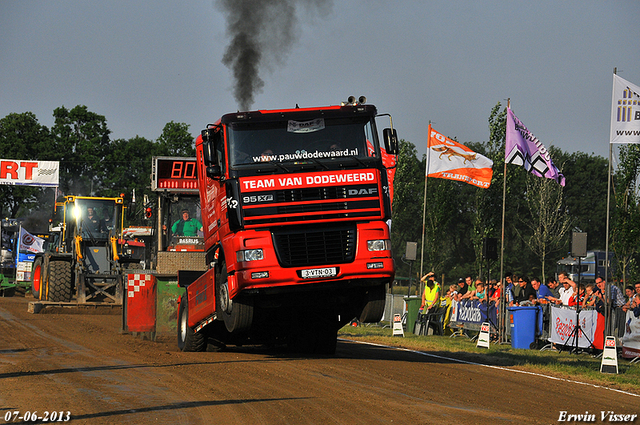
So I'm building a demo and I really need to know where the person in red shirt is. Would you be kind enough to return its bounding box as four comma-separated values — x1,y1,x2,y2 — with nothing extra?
567,284,586,306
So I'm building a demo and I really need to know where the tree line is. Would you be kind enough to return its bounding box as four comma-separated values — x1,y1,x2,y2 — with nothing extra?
1,103,638,284
0,105,195,231
390,102,640,286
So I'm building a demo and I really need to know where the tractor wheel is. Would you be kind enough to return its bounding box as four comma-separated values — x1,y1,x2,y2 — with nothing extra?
177,295,206,352
358,283,387,323
31,258,43,300
47,261,73,302
216,260,253,333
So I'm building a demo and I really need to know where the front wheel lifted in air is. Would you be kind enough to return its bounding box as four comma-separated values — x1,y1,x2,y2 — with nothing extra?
177,295,206,352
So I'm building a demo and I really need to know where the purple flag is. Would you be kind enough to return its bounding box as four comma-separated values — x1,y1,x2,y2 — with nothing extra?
505,108,565,186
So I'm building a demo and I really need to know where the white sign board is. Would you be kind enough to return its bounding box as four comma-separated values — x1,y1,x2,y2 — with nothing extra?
548,305,597,348
392,313,404,337
477,322,491,348
0,159,59,187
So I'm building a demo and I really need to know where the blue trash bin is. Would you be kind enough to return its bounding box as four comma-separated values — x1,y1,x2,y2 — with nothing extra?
508,306,538,349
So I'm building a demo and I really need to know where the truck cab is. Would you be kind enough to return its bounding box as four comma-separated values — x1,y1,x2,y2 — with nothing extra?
178,101,397,353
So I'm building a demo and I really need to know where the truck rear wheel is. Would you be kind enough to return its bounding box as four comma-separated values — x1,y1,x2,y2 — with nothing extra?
358,283,386,323
216,260,253,333
31,258,43,299
177,295,206,352
47,261,73,302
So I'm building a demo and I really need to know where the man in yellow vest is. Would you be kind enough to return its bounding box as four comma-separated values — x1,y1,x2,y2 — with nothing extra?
420,272,441,313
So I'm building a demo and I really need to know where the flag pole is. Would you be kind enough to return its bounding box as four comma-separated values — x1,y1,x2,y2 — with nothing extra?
499,99,509,343
604,68,615,337
419,122,431,285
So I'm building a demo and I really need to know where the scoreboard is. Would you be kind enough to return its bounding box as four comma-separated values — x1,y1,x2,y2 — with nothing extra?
151,157,199,193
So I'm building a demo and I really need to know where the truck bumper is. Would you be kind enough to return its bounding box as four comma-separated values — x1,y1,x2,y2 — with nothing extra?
225,221,394,297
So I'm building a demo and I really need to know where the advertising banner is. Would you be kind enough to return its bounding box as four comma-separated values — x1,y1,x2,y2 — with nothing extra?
548,304,597,348
450,299,497,327
610,74,640,144
0,159,59,187
621,309,640,358
16,261,32,282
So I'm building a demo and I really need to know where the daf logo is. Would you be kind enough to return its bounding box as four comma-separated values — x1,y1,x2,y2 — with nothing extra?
226,196,238,209
348,188,377,196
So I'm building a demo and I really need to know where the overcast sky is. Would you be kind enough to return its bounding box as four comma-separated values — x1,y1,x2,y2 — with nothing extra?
2,0,639,160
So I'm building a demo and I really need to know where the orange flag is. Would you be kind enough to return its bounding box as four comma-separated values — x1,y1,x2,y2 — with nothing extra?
427,124,493,189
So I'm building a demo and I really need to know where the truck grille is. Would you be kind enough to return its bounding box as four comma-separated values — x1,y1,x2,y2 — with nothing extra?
272,225,356,267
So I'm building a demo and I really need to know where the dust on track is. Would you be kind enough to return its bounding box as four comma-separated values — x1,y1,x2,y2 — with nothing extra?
0,296,637,425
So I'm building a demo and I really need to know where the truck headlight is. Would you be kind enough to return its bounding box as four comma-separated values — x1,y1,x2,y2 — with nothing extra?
236,249,264,262
367,239,391,251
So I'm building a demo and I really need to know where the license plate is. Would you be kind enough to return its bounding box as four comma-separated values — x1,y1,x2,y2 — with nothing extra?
301,267,337,279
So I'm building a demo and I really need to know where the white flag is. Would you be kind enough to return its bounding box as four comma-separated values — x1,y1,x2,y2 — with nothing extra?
18,228,45,253
610,74,640,144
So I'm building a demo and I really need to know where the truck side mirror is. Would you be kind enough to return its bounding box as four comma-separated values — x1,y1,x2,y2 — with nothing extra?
383,128,398,155
201,129,216,166
202,146,215,166
206,165,222,179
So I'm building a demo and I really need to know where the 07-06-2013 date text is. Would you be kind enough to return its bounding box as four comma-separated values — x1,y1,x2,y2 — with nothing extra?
4,411,71,422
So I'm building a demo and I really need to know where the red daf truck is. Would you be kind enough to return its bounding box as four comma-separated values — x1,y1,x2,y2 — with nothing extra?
177,99,397,354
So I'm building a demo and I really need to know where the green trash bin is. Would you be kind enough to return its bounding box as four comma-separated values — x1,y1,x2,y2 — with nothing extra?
403,296,421,334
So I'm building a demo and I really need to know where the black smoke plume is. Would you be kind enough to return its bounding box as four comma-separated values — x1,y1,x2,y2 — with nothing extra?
217,0,331,111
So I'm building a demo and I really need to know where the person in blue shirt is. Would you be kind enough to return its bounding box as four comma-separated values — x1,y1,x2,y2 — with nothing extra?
531,277,553,304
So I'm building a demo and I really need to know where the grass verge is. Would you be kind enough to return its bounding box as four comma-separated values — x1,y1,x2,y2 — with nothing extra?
339,323,640,395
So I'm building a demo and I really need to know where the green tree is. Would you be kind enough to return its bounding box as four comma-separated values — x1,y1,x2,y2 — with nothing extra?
611,144,640,284
102,136,159,199
50,105,111,195
101,122,195,222
516,173,572,282
466,103,508,278
390,139,424,278
559,151,609,250
157,121,195,157
421,176,463,278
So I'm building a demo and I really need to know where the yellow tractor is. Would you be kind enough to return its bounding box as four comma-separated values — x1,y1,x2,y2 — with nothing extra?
33,195,138,304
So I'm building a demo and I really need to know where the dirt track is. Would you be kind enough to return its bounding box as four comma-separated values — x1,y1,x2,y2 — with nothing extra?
0,295,638,425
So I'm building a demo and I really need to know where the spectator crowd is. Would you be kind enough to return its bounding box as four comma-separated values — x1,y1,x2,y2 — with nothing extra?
416,270,639,337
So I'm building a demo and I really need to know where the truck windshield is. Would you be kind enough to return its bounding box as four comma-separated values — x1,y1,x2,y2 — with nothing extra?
68,199,120,240
167,198,203,241
228,116,380,167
